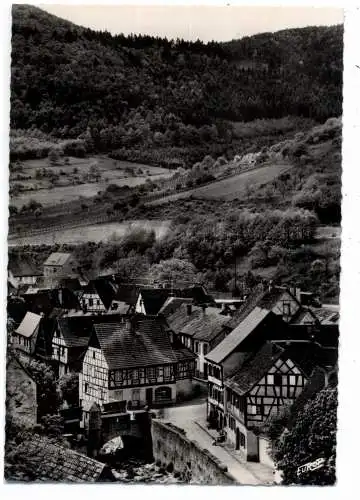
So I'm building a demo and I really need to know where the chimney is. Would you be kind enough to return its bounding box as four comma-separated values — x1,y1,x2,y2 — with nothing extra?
186,304,192,316
128,315,137,334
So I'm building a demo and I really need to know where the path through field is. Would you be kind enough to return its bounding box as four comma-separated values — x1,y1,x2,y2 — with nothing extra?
147,163,292,206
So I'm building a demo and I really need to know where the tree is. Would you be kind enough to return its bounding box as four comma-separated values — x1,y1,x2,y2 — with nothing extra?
272,388,337,485
59,372,79,407
146,258,200,286
22,359,60,418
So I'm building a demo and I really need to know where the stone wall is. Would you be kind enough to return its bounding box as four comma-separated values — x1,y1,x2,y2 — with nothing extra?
151,420,236,485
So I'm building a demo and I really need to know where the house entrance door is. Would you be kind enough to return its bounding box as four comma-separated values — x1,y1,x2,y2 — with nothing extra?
236,428,240,450
146,388,153,406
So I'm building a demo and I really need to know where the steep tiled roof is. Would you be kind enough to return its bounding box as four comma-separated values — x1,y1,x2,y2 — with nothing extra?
14,436,113,482
21,288,80,316
58,278,83,292
92,317,195,370
43,252,72,267
206,307,270,364
225,284,266,330
166,303,198,333
113,284,139,305
225,285,297,331
139,286,214,315
181,308,228,342
225,342,284,395
15,312,41,338
158,296,193,318
57,313,125,348
138,288,173,315
310,307,340,325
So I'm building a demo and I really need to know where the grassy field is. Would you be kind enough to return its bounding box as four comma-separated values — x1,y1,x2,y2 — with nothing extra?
10,155,172,208
8,219,171,247
147,162,292,205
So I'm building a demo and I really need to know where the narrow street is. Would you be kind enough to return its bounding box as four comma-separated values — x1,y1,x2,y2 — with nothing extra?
158,399,274,485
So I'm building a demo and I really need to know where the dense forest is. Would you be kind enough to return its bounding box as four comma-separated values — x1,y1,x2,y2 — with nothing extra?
11,5,343,166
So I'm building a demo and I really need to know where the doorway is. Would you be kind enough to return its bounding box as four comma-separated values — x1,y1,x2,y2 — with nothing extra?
146,388,153,406
236,428,240,450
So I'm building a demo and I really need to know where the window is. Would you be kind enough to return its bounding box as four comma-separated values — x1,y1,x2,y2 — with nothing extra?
164,365,172,380
203,344,208,355
256,403,264,415
97,299,100,306
85,383,89,394
157,366,164,378
283,302,291,316
240,432,246,448
195,341,199,354
114,390,123,401
289,375,296,385
208,365,213,376
92,351,96,359
131,389,140,407
155,386,172,403
89,298,93,307
274,374,282,386
131,369,139,383
249,405,257,415
147,367,156,382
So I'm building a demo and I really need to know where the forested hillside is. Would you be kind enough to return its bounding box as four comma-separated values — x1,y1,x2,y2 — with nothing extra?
11,5,342,163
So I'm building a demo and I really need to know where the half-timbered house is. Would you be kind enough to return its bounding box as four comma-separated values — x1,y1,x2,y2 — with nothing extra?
79,316,196,409
205,307,285,428
81,278,117,313
223,340,338,464
52,313,125,376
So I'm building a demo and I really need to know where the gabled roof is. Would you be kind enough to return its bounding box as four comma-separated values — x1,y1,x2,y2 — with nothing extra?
58,278,82,292
166,303,198,333
13,436,113,482
138,286,214,315
21,288,80,317
43,252,72,267
8,254,42,277
113,284,139,306
82,278,117,310
181,308,228,342
15,312,42,338
57,313,126,349
158,296,193,318
206,307,271,364
92,317,196,370
138,288,173,315
310,307,340,325
225,342,284,395
225,285,298,331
